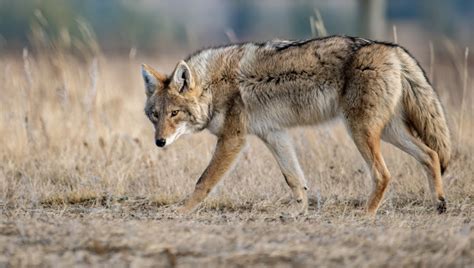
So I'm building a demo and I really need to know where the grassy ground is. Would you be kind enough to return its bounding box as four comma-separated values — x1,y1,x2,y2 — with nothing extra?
0,49,473,267
1,203,472,267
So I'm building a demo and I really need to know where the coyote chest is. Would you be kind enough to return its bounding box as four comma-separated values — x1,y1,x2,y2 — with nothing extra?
207,111,225,135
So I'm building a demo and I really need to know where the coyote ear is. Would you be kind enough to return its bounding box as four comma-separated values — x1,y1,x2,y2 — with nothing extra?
141,64,166,97
172,60,194,94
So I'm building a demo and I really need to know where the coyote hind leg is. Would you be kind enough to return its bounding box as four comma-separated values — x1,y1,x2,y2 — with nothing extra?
259,130,309,215
342,45,402,215
349,124,392,216
382,118,446,213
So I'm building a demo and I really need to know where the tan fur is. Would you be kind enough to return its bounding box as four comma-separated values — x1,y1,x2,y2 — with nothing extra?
397,50,452,172
141,35,451,215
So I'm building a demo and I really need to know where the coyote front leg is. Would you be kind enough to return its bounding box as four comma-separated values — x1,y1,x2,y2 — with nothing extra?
259,130,309,215
179,125,246,213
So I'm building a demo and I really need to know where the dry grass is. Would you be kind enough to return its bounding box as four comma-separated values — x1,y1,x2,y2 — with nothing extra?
0,44,473,267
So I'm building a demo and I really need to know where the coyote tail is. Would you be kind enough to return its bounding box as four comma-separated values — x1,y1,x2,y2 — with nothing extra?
398,48,451,174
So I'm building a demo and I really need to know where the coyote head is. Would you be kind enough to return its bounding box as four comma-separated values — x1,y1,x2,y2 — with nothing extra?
141,61,211,148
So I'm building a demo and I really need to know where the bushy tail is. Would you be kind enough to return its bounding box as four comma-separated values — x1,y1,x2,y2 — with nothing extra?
397,48,451,173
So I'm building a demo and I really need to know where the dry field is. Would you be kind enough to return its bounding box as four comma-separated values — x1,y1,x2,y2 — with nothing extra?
0,44,473,267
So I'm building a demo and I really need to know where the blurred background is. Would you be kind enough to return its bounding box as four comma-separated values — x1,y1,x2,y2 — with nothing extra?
0,0,471,120
0,0,473,54
0,0,472,143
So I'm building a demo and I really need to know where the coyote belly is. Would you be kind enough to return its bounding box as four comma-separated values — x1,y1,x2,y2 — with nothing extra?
141,35,451,216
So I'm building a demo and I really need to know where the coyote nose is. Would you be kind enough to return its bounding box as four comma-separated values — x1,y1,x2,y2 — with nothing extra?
155,138,166,147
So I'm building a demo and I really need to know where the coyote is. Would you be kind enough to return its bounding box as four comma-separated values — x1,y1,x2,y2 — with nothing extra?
141,35,451,216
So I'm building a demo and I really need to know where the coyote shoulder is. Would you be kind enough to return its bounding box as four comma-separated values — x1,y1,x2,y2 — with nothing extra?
141,35,451,215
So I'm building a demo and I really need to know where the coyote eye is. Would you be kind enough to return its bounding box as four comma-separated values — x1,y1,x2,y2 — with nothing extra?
170,110,179,117
151,111,159,119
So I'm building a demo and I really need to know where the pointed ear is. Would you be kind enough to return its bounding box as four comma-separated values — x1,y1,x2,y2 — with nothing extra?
141,64,166,97
172,60,194,94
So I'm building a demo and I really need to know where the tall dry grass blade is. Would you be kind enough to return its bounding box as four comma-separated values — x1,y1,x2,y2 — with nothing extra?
310,9,327,37
29,10,51,52
457,47,469,143
225,29,238,43
444,39,463,83
84,58,99,132
22,48,33,91
39,116,50,148
23,116,34,147
309,16,316,37
129,47,137,60
22,48,35,146
185,25,198,50
33,9,48,27
58,27,72,49
315,9,327,37
57,80,69,110
54,54,69,110
392,25,398,43
76,18,100,56
429,41,435,82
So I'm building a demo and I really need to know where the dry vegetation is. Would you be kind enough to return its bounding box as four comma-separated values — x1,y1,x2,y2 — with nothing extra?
0,34,473,266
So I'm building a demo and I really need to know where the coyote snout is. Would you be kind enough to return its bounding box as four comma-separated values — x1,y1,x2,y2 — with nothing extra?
154,122,191,148
155,138,166,147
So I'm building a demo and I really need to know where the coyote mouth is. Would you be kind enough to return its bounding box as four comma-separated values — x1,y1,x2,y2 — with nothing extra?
163,123,189,147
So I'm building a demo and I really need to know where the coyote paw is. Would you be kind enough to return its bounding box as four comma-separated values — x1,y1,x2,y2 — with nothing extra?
358,208,377,222
295,197,308,216
437,197,447,214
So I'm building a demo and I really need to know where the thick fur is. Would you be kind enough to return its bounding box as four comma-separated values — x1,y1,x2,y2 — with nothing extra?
142,35,451,215
397,51,451,173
